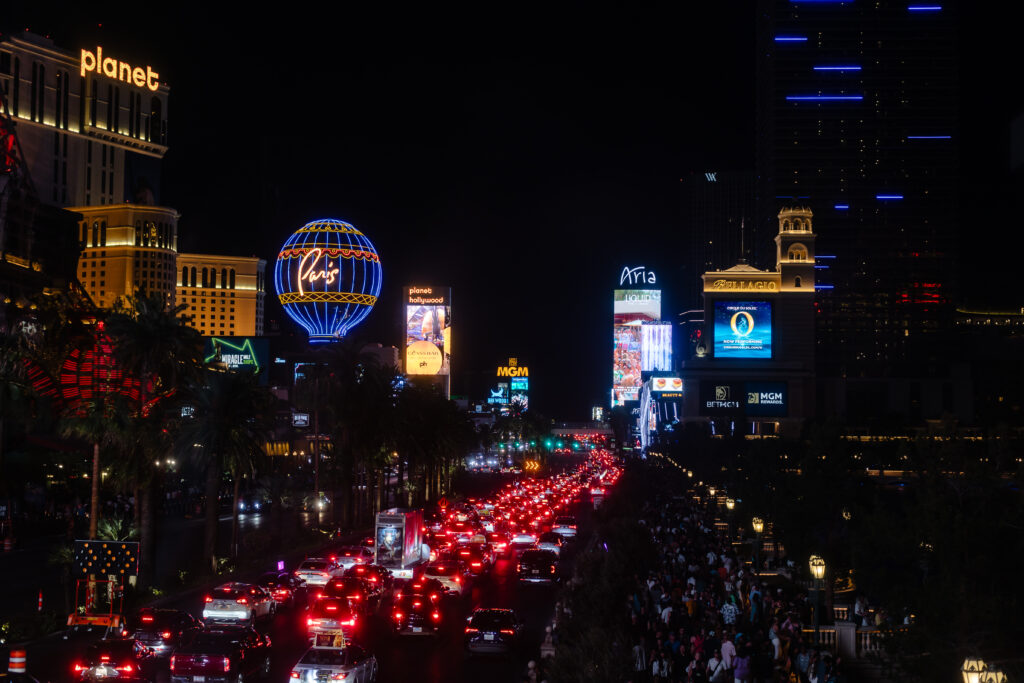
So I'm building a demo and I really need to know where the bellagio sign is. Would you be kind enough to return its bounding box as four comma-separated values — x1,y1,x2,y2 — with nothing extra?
80,47,160,92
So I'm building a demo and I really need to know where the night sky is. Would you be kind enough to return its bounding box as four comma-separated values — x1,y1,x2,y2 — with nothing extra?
3,3,1020,419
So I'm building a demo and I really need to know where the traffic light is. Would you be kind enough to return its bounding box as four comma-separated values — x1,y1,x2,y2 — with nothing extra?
556,440,563,449
544,439,553,448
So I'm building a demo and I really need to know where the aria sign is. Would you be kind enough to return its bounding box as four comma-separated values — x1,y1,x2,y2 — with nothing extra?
620,266,656,286
80,47,160,91
274,219,382,343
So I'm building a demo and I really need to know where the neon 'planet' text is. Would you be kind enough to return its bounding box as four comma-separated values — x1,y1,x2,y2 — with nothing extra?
80,47,160,92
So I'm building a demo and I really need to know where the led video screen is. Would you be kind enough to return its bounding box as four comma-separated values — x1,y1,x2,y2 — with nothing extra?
612,325,642,405
641,323,672,372
713,301,772,359
613,289,661,325
406,304,451,375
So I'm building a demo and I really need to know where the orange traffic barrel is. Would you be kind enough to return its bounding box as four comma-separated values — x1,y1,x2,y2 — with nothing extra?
8,649,27,673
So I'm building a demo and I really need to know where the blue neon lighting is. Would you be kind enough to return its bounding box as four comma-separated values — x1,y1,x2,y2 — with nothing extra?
813,65,862,71
815,285,835,290
834,204,849,209
786,95,863,101
816,255,836,259
814,265,830,269
876,194,904,200
774,36,808,42
908,5,942,10
907,135,951,139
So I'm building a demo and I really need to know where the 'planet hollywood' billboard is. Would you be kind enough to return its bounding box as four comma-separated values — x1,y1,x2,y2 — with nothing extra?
405,286,451,375
274,219,382,343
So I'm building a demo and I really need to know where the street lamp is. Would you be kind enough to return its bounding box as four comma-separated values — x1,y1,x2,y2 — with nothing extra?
809,555,826,644
708,485,717,498
981,673,1007,683
961,658,986,683
751,517,764,574
725,498,735,511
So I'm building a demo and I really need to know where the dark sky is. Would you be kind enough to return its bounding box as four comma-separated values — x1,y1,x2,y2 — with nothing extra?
4,3,1018,419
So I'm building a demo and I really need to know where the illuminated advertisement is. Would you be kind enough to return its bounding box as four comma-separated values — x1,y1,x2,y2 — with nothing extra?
641,323,672,371
204,337,269,385
614,289,661,324
612,325,642,406
745,382,788,417
274,219,382,343
713,301,772,358
487,383,510,405
651,377,683,393
700,381,744,415
405,286,451,376
375,524,404,569
511,376,529,412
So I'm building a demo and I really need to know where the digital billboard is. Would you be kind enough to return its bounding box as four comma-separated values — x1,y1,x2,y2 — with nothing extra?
487,383,509,405
510,376,529,412
405,286,451,376
614,289,661,325
641,323,672,371
744,381,788,417
713,301,772,359
651,377,683,393
204,337,270,385
699,381,744,415
612,325,642,406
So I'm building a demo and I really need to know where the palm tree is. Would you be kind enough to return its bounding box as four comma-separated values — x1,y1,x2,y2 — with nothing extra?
176,368,273,572
0,333,32,542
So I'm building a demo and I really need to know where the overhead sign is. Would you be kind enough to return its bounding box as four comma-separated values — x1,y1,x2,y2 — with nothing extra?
80,47,160,91
497,358,528,377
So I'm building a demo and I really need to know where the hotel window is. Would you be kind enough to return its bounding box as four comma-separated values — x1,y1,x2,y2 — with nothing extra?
100,222,107,247
182,266,188,286
230,269,236,289
202,268,208,288
190,267,197,287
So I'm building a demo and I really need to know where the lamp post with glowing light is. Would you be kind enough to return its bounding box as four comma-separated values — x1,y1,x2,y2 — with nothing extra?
725,498,736,540
809,555,826,644
961,657,1008,683
751,516,765,574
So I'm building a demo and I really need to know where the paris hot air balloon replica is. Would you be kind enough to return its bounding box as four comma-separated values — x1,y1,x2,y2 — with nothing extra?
274,219,382,343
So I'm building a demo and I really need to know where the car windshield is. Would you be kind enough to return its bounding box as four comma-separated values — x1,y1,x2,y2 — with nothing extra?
300,649,346,666
300,561,328,571
470,611,514,630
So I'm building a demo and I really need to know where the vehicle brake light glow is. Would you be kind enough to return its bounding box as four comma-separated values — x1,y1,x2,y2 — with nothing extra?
204,596,213,603
290,672,300,679
141,615,154,623
348,594,361,600
330,674,348,680
325,604,338,612
306,618,314,626
100,655,110,662
501,629,515,634
161,631,172,639
465,627,478,633
431,611,441,621
471,561,482,568
341,618,356,627
117,664,134,673
236,597,248,604
413,601,422,608
74,663,85,673
223,657,231,673
393,612,403,620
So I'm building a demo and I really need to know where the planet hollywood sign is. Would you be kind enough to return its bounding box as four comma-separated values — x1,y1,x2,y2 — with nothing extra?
80,46,160,91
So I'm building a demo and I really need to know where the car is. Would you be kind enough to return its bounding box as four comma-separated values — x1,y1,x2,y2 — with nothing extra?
509,532,538,552
421,562,467,595
322,576,378,615
294,558,342,587
126,608,203,657
255,571,304,609
74,639,157,683
454,544,492,575
552,515,577,538
391,594,443,636
517,549,559,584
288,645,378,683
464,608,521,655
170,626,271,683
332,546,375,571
306,598,359,643
203,583,274,624
395,577,444,604
537,532,565,557
485,531,511,556
343,563,392,597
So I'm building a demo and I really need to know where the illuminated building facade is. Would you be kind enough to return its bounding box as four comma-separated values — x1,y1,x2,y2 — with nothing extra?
756,1,958,377
176,253,267,336
0,33,169,207
70,203,179,309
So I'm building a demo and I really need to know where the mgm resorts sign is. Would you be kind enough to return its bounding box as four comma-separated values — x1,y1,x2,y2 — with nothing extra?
700,381,787,417
497,357,528,377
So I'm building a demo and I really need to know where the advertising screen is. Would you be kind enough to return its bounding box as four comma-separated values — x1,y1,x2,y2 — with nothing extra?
614,289,661,325
487,383,510,405
375,523,404,569
651,377,683,393
612,325,642,405
713,301,772,358
744,381,788,417
405,303,451,375
641,323,673,371
699,381,744,414
204,337,270,385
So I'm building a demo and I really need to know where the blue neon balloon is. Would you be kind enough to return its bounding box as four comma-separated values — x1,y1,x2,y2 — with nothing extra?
274,219,383,343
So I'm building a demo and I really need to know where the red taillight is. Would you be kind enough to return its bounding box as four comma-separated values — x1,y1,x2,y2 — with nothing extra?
73,663,85,673
430,593,439,602
325,604,338,612
367,575,378,583
550,566,556,573
501,628,515,634
348,594,361,601
222,657,231,673
161,631,173,640
315,592,324,600
465,627,478,633
204,595,213,603
471,561,482,568
454,576,461,583
330,673,348,680
319,572,329,578
413,601,422,608
340,617,356,627
393,611,403,621
100,655,110,662
117,664,134,673
290,672,299,679
236,597,248,604
141,615,154,623
431,611,441,621
306,618,314,626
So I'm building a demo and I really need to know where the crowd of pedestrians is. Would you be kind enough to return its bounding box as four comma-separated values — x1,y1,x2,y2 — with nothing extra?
623,491,851,683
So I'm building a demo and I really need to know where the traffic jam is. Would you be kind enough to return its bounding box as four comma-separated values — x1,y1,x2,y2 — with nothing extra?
64,452,621,683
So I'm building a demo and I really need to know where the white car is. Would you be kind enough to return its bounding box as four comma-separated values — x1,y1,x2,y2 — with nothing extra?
552,516,578,538
537,532,565,557
333,546,375,571
290,645,378,683
202,583,274,623
422,562,467,596
295,558,342,587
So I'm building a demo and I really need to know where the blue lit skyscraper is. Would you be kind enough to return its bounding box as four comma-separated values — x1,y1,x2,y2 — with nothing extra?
756,1,958,383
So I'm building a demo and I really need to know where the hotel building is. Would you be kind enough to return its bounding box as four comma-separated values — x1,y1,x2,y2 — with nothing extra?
176,253,267,337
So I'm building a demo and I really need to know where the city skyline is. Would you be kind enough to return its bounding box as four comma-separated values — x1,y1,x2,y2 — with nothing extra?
1,3,1020,419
